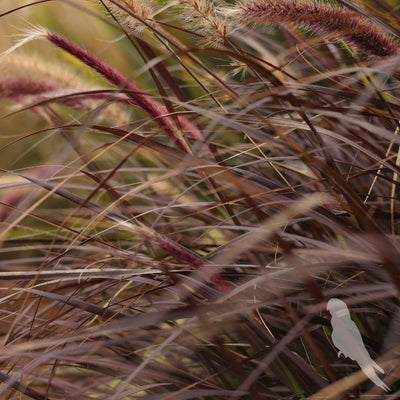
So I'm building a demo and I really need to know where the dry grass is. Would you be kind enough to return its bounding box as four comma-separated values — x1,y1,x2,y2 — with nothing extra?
0,0,400,399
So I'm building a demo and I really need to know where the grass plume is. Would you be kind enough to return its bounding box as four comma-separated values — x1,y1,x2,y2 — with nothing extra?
173,0,231,44
0,0,399,398
228,0,399,57
99,0,157,33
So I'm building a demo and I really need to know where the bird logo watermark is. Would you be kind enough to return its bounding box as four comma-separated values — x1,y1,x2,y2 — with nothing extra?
327,298,390,392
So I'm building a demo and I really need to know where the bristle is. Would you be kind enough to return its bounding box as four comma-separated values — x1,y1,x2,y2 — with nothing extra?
174,0,231,45
100,0,156,33
2,1,399,398
1,25,48,57
0,53,131,124
228,0,399,57
45,31,198,148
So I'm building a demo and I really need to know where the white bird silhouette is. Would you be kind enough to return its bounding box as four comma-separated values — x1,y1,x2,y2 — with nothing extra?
327,298,390,392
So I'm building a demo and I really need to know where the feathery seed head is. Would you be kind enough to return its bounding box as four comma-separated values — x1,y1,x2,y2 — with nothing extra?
100,0,156,33
173,0,231,45
0,52,131,124
227,0,399,57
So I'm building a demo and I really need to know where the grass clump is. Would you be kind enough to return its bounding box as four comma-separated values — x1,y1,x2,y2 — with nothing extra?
0,0,399,398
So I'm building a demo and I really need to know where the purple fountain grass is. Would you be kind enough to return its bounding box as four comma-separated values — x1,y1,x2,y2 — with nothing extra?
0,77,201,133
13,169,232,293
10,27,202,148
230,0,399,57
175,0,231,45
3,2,400,398
0,78,55,97
0,78,100,110
146,226,232,293
100,0,157,33
0,76,202,138
46,31,203,147
0,166,58,223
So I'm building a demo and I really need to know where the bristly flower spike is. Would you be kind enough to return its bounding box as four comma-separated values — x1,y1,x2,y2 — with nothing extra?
99,0,157,33
174,0,231,45
3,26,202,148
227,0,399,58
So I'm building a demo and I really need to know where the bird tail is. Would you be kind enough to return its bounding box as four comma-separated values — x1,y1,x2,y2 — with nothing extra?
370,360,384,374
359,363,390,392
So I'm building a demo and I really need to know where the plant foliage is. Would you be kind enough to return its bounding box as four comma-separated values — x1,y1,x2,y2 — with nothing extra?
0,0,399,398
